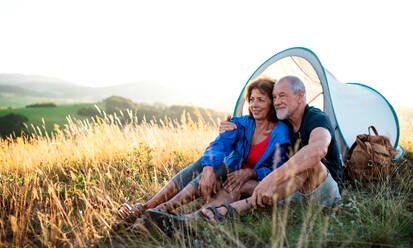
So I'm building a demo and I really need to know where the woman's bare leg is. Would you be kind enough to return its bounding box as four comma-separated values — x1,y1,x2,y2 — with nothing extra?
119,180,181,220
156,183,198,211
143,180,180,209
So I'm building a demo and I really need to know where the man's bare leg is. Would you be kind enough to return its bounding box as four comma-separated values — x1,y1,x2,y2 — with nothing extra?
181,186,240,218
298,161,328,194
156,177,260,213
201,162,328,220
181,180,258,219
199,180,258,219
239,180,259,196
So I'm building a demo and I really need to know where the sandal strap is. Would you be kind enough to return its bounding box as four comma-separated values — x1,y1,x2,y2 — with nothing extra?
205,206,224,222
133,203,145,212
221,203,239,218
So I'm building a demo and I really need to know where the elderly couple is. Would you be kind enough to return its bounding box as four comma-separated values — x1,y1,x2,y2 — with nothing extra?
118,75,342,229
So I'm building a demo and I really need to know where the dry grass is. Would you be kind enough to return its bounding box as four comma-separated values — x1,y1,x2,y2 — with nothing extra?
0,111,218,247
396,105,413,152
0,106,412,247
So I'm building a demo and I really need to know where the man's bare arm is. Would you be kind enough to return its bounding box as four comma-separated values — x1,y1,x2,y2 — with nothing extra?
219,115,237,134
250,127,332,207
270,127,331,183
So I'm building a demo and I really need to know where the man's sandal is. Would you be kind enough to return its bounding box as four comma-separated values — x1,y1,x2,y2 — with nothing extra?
117,203,145,223
199,206,224,222
221,203,239,219
199,203,239,222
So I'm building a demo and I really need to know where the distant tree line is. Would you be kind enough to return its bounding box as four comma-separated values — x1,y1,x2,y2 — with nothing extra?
77,96,226,125
0,96,226,139
26,102,57,108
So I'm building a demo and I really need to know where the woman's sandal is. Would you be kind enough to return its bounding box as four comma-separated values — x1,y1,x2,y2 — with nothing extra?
143,208,190,236
117,203,145,223
143,203,240,234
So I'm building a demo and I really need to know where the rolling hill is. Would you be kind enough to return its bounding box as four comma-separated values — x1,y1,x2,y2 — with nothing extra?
0,74,206,109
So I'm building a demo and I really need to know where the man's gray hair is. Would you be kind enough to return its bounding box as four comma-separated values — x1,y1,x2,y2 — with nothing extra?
277,75,307,102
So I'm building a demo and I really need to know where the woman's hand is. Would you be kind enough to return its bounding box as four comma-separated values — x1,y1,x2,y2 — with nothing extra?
223,169,257,192
198,166,217,204
219,115,237,134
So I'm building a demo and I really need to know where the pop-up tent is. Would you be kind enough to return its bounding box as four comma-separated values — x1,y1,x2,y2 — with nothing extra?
234,47,405,161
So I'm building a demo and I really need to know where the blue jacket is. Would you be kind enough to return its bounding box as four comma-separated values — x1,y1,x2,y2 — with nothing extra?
201,115,291,181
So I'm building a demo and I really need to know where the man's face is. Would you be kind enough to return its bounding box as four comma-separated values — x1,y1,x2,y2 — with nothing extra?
272,80,300,120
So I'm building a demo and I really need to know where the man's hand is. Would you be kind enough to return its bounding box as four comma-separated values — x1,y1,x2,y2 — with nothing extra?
198,166,217,203
219,115,237,134
250,172,277,208
223,169,256,192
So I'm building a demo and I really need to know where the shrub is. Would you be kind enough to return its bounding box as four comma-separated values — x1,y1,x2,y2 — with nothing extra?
103,96,136,114
101,96,225,125
77,106,101,117
0,113,28,138
26,102,57,108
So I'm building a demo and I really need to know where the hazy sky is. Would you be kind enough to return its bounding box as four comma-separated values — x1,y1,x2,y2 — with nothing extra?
1,0,412,111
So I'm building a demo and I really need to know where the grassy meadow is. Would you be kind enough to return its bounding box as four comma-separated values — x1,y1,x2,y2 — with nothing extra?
0,107,412,247
0,96,226,138
0,103,94,135
0,95,85,109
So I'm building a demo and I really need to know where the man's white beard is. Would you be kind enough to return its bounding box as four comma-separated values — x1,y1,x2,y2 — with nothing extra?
275,105,290,120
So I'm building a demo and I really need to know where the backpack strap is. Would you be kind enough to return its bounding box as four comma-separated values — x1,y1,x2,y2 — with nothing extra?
345,138,358,166
368,126,379,136
367,126,378,163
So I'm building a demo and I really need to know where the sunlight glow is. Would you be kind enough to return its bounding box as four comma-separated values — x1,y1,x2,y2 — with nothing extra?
1,0,412,112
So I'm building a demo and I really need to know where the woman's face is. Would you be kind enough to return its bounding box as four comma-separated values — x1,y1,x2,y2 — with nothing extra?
249,88,272,121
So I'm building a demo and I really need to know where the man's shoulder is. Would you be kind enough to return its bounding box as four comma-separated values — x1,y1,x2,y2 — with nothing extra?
302,105,332,134
304,106,330,123
306,105,327,117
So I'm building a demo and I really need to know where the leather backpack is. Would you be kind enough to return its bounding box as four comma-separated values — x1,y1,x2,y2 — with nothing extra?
344,126,397,181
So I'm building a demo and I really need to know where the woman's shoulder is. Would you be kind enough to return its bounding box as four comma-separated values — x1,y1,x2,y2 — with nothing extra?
231,115,253,126
276,120,289,130
274,120,291,136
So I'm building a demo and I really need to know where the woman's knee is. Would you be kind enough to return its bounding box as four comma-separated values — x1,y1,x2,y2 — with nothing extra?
172,158,203,191
240,180,258,196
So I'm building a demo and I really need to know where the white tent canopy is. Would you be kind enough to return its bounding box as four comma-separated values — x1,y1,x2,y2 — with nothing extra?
234,47,404,161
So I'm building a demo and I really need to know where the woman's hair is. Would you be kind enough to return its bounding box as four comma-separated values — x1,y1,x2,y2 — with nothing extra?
245,78,277,122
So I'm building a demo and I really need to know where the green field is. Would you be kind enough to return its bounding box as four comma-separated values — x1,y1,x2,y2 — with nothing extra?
0,97,227,138
0,103,95,135
0,95,88,109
